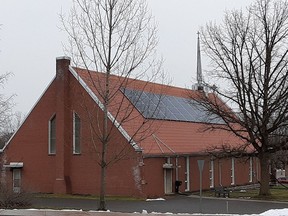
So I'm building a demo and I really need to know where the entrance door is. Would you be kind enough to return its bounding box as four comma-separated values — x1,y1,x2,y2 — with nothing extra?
13,169,21,193
164,169,173,194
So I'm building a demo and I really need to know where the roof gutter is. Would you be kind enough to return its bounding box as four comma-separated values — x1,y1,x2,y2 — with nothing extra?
143,151,209,158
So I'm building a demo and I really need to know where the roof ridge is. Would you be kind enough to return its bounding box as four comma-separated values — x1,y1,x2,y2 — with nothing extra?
71,66,201,98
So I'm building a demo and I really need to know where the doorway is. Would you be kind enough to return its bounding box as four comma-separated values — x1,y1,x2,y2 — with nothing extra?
13,169,21,193
164,168,173,194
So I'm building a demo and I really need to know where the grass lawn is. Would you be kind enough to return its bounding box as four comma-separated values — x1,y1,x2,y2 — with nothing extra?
196,185,288,202
35,185,288,202
34,193,144,201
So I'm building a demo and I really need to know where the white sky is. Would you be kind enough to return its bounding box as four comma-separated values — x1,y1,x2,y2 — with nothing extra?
0,0,253,115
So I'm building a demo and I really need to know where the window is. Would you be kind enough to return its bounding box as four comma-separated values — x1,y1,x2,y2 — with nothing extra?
185,156,190,191
209,159,214,188
249,157,253,183
73,112,81,154
231,158,235,185
49,115,56,154
13,169,21,193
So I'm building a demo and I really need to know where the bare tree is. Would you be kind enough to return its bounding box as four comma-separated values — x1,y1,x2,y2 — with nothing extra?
268,127,288,176
0,27,15,142
0,73,14,146
196,0,288,196
61,0,164,210
0,111,24,149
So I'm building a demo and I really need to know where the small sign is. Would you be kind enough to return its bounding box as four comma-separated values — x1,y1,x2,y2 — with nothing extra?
197,160,204,172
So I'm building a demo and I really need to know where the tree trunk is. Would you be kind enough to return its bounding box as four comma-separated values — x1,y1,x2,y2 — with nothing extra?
259,152,271,196
99,161,107,210
98,100,109,210
98,56,110,210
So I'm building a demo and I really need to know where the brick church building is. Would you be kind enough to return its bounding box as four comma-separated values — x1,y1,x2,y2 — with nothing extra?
0,56,258,198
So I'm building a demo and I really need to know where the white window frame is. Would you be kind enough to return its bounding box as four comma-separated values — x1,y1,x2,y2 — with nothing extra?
231,158,235,185
48,114,56,154
185,156,190,191
73,112,81,154
209,159,214,188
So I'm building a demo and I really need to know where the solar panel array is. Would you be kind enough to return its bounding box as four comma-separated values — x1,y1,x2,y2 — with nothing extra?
122,88,222,124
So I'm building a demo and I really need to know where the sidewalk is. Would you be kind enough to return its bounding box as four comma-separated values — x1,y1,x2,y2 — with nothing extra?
0,209,210,216
1,209,136,216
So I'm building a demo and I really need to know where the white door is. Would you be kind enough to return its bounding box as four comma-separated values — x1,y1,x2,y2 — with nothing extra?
164,169,173,194
13,169,21,193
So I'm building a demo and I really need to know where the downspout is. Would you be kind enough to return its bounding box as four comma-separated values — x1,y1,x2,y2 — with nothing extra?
176,156,179,181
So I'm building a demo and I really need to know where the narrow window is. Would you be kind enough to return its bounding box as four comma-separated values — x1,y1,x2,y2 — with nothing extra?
219,160,222,186
13,169,21,193
209,159,214,188
49,115,56,154
249,157,253,183
231,158,235,185
185,156,190,191
73,112,81,154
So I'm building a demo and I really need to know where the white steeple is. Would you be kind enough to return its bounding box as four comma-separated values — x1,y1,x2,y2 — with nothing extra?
196,32,204,90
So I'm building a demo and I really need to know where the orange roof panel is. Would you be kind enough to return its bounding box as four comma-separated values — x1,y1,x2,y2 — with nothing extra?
73,67,246,156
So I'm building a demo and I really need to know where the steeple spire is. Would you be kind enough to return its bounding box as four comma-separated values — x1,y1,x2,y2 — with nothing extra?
196,32,203,89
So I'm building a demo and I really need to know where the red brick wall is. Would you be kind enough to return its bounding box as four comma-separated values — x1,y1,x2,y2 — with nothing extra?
234,158,250,185
187,157,210,191
141,157,166,198
206,157,255,189
3,58,143,197
141,155,255,197
4,79,58,192
67,65,142,197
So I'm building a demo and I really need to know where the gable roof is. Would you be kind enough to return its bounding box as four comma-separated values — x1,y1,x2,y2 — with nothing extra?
0,58,245,156
69,66,141,152
71,66,245,156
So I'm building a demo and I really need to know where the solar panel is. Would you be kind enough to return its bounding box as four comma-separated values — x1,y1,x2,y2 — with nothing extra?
121,88,222,124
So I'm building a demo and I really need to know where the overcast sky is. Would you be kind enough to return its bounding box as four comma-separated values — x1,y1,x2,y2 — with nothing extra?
0,0,253,115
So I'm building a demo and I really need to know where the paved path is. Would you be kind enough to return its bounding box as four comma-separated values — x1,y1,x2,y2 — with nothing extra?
0,210,151,216
0,209,225,216
0,210,125,216
30,195,288,215
1,195,288,216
